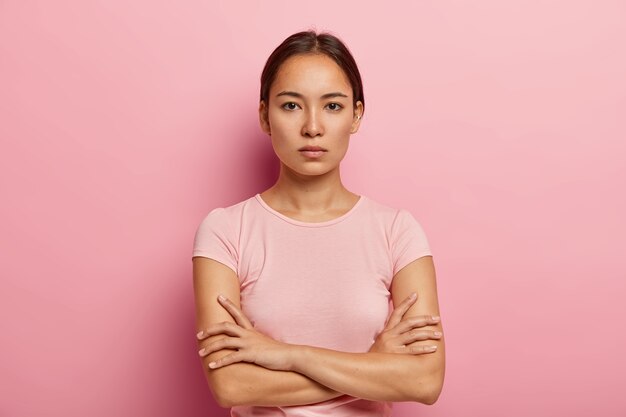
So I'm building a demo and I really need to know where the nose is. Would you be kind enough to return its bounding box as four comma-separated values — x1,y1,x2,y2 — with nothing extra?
301,108,323,137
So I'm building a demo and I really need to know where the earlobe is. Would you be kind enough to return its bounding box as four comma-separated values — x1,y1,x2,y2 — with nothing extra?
351,102,363,133
258,101,271,136
353,101,364,122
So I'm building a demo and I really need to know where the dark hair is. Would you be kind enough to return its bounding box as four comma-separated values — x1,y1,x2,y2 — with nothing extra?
260,30,365,115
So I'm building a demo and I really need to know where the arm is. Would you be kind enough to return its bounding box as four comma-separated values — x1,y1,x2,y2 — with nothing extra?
291,255,445,404
192,256,344,407
205,255,446,404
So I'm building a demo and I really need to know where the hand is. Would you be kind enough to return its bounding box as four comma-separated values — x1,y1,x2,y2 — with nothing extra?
196,294,296,371
369,292,442,355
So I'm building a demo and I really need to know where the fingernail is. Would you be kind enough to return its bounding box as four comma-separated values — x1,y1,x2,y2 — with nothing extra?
434,331,442,337
198,348,206,356
427,345,438,351
431,315,440,321
409,292,417,300
208,361,217,368
218,294,226,302
196,330,204,339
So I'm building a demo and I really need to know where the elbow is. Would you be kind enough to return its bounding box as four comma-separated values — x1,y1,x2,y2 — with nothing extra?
213,391,232,409
410,368,445,405
213,388,237,408
210,380,232,408
211,375,254,408
205,367,248,408
424,371,445,405
211,379,244,408
209,366,270,408
421,384,442,406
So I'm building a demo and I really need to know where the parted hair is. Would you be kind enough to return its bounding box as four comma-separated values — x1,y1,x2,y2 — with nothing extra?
259,30,365,114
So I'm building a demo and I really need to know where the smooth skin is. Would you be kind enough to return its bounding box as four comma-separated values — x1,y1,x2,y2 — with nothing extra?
192,53,445,407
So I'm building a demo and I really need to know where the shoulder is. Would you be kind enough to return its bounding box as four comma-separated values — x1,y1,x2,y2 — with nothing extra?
192,196,257,271
197,195,255,226
193,195,258,249
362,196,425,229
360,195,400,223
362,195,398,216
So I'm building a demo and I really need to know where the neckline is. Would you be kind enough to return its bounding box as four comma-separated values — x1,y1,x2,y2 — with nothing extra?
254,193,365,227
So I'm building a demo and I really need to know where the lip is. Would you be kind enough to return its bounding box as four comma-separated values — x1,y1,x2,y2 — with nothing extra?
299,150,326,158
298,146,327,151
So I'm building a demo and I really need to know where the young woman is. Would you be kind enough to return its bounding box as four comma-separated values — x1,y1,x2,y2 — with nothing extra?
192,30,445,417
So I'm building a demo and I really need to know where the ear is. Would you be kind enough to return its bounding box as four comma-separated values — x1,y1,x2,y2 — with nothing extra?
259,100,271,136
350,100,364,134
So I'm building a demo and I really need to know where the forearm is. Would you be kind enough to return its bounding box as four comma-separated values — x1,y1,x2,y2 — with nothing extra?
198,288,444,406
289,344,445,404
203,353,346,407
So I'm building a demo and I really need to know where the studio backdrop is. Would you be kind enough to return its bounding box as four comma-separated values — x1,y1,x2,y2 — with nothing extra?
1,1,625,416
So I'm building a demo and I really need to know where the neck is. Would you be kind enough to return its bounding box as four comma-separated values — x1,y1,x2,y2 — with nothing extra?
263,164,355,213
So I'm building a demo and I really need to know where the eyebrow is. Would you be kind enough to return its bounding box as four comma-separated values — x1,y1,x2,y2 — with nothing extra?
275,91,349,99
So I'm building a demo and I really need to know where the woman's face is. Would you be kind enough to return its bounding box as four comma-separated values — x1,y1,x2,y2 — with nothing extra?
259,53,363,177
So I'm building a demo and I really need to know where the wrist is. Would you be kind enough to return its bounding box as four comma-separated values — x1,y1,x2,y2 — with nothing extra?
287,343,309,373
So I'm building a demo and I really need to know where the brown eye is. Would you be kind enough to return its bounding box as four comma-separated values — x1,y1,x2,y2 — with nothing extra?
282,102,300,110
326,103,343,111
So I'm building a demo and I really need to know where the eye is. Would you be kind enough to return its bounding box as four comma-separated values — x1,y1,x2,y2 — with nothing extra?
326,102,343,111
282,102,300,111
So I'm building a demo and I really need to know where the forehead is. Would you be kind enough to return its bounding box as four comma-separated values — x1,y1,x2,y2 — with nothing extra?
271,54,352,96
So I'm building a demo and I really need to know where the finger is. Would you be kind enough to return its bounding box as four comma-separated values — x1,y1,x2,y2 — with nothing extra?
398,344,438,355
198,336,243,357
394,314,440,334
208,351,245,369
217,294,254,329
398,329,443,345
385,292,417,330
196,321,242,341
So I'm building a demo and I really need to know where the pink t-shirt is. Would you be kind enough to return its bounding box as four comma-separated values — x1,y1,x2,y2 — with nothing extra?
192,193,432,417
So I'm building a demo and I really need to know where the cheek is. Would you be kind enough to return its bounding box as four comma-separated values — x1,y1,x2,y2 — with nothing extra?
332,117,355,136
268,111,297,131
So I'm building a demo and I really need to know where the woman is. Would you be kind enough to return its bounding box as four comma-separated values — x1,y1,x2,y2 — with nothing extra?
192,30,445,416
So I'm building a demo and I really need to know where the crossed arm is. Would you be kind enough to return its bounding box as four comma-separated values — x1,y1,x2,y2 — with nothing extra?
192,255,445,408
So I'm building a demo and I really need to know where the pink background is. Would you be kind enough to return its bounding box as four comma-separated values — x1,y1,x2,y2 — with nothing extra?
1,1,625,416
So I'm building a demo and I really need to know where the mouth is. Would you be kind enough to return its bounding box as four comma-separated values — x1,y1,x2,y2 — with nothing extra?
299,149,326,158
298,146,327,152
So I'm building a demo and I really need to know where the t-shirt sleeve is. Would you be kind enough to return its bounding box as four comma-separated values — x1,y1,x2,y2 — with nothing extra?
192,208,238,275
390,208,432,276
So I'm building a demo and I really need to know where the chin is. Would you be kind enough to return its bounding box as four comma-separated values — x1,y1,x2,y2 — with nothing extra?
282,162,334,176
